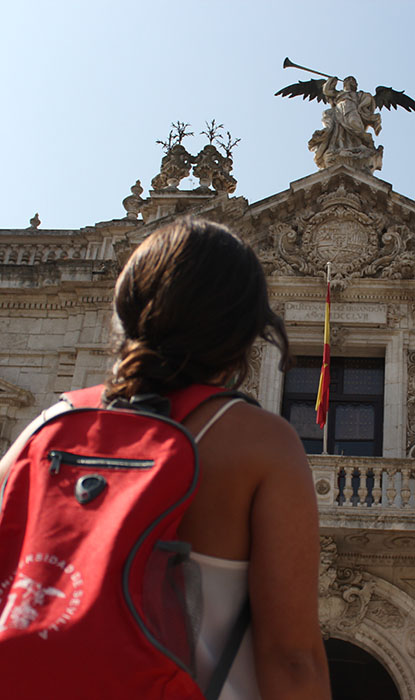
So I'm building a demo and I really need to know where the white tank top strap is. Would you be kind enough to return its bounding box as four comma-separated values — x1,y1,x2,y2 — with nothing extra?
194,398,244,444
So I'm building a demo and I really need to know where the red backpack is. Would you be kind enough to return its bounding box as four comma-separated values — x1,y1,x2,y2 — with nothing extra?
0,384,250,699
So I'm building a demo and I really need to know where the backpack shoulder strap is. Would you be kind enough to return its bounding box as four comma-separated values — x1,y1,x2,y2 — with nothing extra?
169,384,259,423
61,384,105,409
194,399,244,444
168,385,225,422
61,383,259,419
62,384,226,416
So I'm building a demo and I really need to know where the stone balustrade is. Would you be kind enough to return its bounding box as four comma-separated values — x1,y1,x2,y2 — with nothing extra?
0,228,123,266
309,455,415,510
0,242,88,265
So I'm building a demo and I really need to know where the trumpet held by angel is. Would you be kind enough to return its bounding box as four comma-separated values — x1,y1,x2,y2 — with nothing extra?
275,58,415,173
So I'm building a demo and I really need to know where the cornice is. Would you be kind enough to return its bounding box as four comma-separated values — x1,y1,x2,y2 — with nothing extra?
247,164,415,217
0,293,113,312
319,511,415,531
0,229,84,239
268,287,415,304
339,551,415,566
0,218,140,240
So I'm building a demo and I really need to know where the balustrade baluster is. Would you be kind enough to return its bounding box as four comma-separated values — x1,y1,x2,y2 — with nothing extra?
5,245,18,264
310,458,415,512
334,467,341,505
371,466,382,506
357,467,367,506
343,466,354,506
386,468,397,507
401,468,411,508
19,246,30,264
34,246,43,263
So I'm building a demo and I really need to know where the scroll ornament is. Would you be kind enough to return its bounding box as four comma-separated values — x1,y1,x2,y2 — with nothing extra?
319,537,375,637
261,204,415,289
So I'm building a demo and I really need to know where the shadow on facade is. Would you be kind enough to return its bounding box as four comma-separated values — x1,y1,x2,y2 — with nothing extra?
325,638,401,700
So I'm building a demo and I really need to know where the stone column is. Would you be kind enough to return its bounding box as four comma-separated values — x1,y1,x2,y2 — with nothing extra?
258,343,284,414
384,331,408,458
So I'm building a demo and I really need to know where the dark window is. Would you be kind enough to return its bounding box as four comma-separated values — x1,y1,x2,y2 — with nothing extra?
282,357,384,456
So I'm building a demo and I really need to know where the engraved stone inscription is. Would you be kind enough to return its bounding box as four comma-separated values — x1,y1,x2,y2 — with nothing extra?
285,302,387,325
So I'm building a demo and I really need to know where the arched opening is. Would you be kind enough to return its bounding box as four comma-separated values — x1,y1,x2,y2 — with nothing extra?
324,638,401,700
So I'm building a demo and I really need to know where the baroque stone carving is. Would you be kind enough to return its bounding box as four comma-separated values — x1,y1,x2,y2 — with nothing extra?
315,479,330,495
150,144,237,195
308,76,383,174
151,144,194,190
366,596,405,630
384,534,415,550
269,298,285,318
344,533,370,547
330,325,348,351
239,343,264,400
193,145,236,193
277,69,415,173
405,627,415,658
387,304,406,328
150,118,239,195
406,350,415,455
260,183,415,288
319,536,375,637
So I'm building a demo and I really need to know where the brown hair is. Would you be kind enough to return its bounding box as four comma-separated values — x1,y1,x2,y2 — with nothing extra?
105,218,290,400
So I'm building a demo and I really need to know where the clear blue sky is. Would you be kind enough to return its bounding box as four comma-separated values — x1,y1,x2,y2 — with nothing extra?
1,0,415,229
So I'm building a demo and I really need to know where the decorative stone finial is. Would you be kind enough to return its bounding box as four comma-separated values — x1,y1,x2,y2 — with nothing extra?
152,144,193,190
29,213,41,229
153,122,195,190
193,145,236,193
151,120,239,193
192,128,240,193
122,180,144,219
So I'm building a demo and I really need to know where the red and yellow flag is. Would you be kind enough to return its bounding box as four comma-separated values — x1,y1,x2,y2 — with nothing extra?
315,280,330,428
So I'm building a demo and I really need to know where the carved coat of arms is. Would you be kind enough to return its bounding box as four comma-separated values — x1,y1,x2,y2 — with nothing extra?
260,183,415,289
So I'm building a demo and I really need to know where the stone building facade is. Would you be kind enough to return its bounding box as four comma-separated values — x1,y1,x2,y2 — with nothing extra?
1,151,415,697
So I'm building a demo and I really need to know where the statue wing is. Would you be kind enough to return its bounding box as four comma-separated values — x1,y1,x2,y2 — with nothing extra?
275,79,327,103
375,86,415,112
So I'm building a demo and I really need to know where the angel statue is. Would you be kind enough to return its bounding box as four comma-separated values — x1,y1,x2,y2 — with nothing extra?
275,58,415,173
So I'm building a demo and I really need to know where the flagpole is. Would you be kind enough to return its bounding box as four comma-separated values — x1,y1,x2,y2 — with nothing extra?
322,261,331,455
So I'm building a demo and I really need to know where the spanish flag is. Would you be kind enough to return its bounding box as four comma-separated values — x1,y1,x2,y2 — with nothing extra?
315,280,330,428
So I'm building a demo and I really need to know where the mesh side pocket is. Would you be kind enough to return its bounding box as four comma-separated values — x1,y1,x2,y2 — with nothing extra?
142,540,202,676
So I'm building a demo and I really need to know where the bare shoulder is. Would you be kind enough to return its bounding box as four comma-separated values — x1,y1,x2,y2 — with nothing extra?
186,396,311,484
233,400,306,454
209,397,306,456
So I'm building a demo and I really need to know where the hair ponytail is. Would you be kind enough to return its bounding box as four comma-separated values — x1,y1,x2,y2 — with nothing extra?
105,218,290,400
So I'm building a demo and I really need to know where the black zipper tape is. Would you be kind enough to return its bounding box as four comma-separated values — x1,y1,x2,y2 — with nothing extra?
48,450,154,474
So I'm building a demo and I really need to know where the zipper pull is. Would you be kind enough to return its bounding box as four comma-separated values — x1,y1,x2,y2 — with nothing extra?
48,451,62,474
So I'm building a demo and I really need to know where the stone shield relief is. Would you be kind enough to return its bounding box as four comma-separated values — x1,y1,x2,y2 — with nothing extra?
260,184,415,289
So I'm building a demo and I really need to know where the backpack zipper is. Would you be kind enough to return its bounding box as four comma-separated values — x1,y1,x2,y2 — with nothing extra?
48,450,155,475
